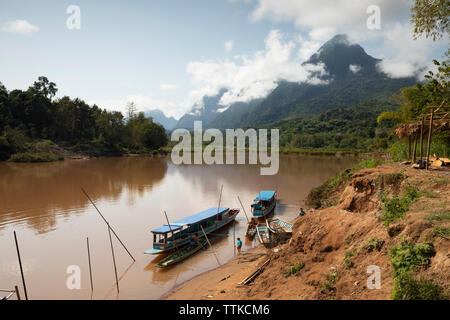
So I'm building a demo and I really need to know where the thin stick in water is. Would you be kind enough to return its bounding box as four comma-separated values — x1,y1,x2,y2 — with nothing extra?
81,188,135,262
200,226,221,266
13,231,28,300
107,223,120,294
237,196,250,223
86,237,94,292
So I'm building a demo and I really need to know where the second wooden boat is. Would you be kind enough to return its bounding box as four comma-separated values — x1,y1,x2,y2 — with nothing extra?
156,239,208,268
267,218,293,234
256,225,271,245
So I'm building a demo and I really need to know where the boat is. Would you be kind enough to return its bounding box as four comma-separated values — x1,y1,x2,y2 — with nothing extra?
155,239,207,268
266,217,293,234
256,225,271,245
251,191,276,218
145,207,239,255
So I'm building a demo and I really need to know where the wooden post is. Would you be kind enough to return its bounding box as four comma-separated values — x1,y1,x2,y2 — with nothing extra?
107,223,119,294
407,136,411,160
14,285,21,300
419,116,424,161
13,231,28,300
164,211,180,254
86,237,94,292
81,188,135,262
217,184,223,216
237,196,250,223
200,226,221,266
412,131,418,163
426,110,434,170
233,221,236,257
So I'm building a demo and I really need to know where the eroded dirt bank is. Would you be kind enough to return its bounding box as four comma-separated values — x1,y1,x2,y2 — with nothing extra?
165,162,449,300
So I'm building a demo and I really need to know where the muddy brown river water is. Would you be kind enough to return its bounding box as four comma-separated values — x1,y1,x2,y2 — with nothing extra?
0,155,358,299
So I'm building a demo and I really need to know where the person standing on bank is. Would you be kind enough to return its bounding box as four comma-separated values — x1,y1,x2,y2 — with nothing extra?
236,237,242,254
299,208,306,216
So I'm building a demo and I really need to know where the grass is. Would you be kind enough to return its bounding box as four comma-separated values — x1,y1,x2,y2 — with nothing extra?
425,209,450,222
380,185,422,225
362,238,385,252
344,248,357,268
392,273,446,300
430,226,450,239
283,262,305,278
345,233,355,244
307,158,385,209
321,272,337,294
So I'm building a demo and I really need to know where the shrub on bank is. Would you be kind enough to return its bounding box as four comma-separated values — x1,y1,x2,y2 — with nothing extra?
9,152,64,162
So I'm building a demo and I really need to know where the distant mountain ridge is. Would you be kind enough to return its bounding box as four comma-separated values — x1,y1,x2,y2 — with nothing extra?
144,109,177,131
173,34,417,130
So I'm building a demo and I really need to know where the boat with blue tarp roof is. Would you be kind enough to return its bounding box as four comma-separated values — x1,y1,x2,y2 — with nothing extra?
145,207,239,255
251,190,276,218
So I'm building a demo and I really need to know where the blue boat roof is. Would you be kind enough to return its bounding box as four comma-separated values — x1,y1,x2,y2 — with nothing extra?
254,191,276,201
151,207,229,233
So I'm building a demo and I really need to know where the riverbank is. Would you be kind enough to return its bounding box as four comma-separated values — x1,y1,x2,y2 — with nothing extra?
165,161,449,300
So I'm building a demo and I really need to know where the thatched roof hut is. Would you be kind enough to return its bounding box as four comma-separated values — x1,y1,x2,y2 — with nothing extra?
395,119,450,139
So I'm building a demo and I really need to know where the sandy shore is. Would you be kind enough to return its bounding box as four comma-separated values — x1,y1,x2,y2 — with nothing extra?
163,245,269,300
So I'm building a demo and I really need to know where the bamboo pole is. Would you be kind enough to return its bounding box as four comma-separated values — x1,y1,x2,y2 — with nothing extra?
237,196,250,223
407,136,411,160
420,116,424,161
81,188,135,262
217,184,223,216
200,226,220,266
14,285,20,300
163,210,180,254
13,231,28,300
86,237,94,292
233,221,236,257
425,110,434,170
412,130,418,163
107,223,119,294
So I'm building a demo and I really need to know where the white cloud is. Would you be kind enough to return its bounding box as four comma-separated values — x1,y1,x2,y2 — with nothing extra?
186,30,328,108
88,94,181,119
376,23,438,79
2,20,39,35
349,64,361,74
160,83,177,91
225,40,233,52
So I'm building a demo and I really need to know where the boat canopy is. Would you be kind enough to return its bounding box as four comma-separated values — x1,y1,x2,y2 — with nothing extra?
254,191,275,201
151,207,229,234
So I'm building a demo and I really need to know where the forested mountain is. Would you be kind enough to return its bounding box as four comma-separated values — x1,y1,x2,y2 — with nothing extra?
174,34,417,130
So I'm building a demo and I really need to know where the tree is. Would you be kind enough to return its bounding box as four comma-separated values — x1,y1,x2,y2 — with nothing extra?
411,0,449,41
126,101,137,121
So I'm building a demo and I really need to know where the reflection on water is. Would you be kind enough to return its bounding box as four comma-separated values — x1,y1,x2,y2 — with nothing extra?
0,155,357,299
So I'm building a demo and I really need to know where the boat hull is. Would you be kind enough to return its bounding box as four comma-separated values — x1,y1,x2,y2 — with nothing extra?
156,240,207,268
252,199,276,218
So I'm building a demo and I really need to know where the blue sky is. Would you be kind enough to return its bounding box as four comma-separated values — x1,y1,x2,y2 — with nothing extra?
0,0,447,118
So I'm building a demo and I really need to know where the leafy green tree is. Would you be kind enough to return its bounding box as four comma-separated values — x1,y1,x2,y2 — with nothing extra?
411,0,449,41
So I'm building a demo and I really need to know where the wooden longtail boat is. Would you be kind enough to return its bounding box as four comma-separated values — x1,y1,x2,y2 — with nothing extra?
145,207,239,255
256,225,271,245
155,240,208,268
251,191,276,218
266,218,293,234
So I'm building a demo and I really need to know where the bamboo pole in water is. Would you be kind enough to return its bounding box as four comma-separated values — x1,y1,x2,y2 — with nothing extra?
237,196,250,223
200,226,220,266
81,188,135,262
86,237,94,292
164,210,180,254
217,184,223,215
13,231,28,300
14,285,21,300
107,223,119,294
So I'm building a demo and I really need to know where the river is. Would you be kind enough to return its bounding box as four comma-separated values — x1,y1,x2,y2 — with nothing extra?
0,155,357,299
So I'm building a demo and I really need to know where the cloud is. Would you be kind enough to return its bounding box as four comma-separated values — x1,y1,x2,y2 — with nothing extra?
88,94,181,119
349,64,361,74
225,40,233,52
2,20,39,35
186,29,328,109
160,83,177,91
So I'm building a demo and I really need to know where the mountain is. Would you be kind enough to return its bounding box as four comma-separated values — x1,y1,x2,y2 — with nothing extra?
144,109,177,131
174,34,417,130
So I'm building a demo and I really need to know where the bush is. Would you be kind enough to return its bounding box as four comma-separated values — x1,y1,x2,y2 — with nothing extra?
389,240,435,278
9,152,63,162
380,185,421,225
363,238,385,252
